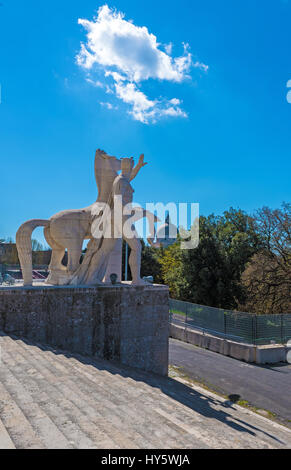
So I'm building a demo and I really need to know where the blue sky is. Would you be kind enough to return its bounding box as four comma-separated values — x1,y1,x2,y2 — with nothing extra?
0,0,290,244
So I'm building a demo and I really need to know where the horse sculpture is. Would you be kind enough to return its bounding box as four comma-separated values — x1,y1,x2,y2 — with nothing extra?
16,149,155,286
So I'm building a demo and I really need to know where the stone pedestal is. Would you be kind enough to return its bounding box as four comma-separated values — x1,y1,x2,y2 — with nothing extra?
104,238,122,282
0,283,169,376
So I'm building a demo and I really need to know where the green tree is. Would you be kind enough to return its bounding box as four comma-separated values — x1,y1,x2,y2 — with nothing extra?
158,242,186,299
240,203,291,314
159,208,263,309
31,239,45,251
124,239,163,282
140,240,163,282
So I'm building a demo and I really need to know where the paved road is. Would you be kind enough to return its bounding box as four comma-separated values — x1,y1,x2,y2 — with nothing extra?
169,338,291,424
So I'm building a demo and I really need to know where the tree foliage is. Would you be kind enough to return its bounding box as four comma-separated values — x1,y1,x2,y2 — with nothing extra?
158,208,262,309
140,240,163,282
122,239,163,282
155,204,290,313
240,203,291,314
31,239,45,251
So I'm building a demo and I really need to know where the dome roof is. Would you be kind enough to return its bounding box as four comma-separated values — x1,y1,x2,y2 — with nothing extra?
156,217,177,248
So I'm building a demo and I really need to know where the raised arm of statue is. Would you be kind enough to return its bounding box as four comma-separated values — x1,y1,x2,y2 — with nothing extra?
130,154,147,181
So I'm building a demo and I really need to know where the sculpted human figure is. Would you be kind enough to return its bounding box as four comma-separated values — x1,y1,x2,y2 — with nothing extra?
16,149,146,286
70,157,149,286
113,157,147,285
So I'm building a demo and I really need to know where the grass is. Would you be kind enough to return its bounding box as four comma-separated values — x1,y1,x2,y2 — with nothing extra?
170,309,186,317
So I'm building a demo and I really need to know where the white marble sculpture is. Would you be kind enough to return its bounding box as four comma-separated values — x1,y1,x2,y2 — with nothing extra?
16,149,156,286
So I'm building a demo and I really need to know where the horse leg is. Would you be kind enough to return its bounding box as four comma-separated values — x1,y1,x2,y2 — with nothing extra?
67,239,84,275
44,226,66,271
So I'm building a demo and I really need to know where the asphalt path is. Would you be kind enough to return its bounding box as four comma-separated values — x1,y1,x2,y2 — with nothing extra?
169,338,291,424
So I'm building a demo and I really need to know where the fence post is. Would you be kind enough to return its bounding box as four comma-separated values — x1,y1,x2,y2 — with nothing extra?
185,303,188,332
253,315,257,345
281,314,284,344
224,312,226,337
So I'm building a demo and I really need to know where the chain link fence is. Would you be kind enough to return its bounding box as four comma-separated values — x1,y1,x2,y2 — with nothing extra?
169,298,291,345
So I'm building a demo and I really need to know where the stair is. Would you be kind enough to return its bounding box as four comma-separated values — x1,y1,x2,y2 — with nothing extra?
0,332,290,449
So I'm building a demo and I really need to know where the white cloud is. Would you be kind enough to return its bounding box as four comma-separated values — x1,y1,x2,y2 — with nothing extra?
105,70,126,82
86,77,104,88
115,82,155,112
114,81,187,124
169,98,181,106
164,43,173,55
77,5,208,123
193,61,209,72
99,101,118,110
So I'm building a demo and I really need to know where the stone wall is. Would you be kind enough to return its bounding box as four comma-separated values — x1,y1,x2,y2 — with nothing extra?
0,243,19,265
0,284,169,375
0,242,52,268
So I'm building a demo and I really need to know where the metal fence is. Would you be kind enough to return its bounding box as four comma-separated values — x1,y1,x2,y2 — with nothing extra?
169,298,291,345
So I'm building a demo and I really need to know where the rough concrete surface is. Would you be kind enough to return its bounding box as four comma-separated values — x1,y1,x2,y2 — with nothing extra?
0,333,291,449
170,323,288,364
0,284,169,376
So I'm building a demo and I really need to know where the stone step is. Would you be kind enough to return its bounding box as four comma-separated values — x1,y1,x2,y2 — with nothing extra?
21,341,208,448
1,333,291,449
51,357,209,448
2,336,153,448
2,336,208,448
2,337,260,449
0,379,45,449
34,343,291,449
1,346,84,448
33,347,272,449
1,339,111,449
14,338,176,448
0,417,15,449
0,355,73,449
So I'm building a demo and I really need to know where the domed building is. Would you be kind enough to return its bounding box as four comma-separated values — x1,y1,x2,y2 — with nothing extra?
148,213,178,248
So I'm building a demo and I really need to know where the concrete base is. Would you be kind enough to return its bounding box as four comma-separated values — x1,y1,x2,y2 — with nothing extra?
170,323,288,364
0,283,169,376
